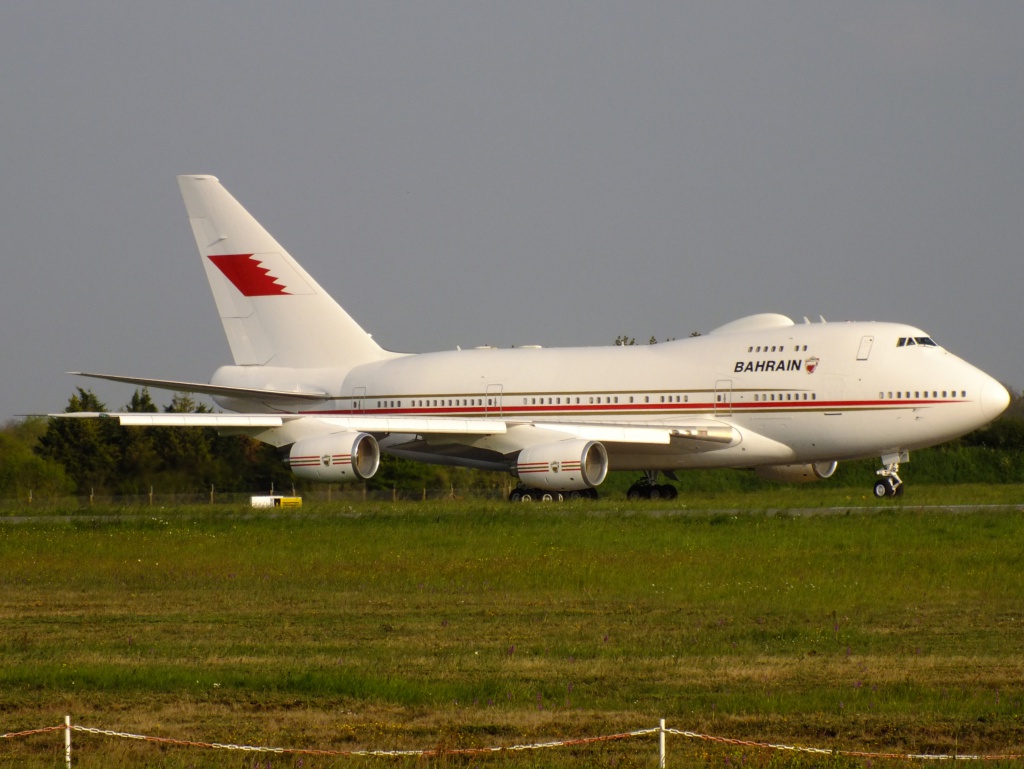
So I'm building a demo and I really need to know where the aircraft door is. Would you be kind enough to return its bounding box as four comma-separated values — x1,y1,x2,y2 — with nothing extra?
857,336,874,361
823,375,844,416
485,384,503,417
351,386,366,413
714,380,733,416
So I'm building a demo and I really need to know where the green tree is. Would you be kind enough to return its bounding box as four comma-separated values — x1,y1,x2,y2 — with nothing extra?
366,455,439,494
0,418,74,498
147,393,222,492
962,386,1024,451
35,388,122,494
116,388,161,493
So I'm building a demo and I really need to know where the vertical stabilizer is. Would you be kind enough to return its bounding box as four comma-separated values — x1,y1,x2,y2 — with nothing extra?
177,175,390,369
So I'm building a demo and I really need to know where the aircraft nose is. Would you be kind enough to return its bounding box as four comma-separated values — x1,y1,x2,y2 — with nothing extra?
980,378,1010,422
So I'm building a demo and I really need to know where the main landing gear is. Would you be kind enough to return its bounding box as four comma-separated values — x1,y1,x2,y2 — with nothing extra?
626,471,679,501
873,453,906,498
508,485,599,502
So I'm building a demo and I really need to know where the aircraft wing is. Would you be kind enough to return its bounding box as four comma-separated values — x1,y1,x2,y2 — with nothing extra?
49,412,735,447
49,411,509,435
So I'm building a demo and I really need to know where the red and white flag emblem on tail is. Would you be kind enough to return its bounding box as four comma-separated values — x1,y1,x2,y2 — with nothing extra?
805,356,820,374
208,253,314,297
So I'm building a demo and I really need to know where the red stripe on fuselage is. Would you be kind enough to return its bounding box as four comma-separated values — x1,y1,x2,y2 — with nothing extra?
298,399,960,418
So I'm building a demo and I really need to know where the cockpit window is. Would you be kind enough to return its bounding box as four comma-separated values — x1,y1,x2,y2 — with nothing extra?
897,337,937,348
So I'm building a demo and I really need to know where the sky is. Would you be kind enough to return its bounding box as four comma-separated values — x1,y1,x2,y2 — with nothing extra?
2,2,1022,421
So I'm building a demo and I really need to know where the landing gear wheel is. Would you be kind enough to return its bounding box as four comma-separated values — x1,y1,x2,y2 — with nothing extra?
628,476,678,501
873,477,903,498
512,486,571,502
874,454,906,499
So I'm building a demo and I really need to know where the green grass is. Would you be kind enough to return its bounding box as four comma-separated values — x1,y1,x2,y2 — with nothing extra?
1,490,1024,767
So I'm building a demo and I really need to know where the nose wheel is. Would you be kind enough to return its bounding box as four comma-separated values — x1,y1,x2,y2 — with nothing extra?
873,476,903,498
873,456,905,497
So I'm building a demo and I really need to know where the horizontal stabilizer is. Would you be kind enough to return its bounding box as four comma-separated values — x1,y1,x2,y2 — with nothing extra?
71,371,330,402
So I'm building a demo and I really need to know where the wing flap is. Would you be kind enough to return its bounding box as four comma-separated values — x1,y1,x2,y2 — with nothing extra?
530,421,737,446
532,422,673,445
314,416,508,435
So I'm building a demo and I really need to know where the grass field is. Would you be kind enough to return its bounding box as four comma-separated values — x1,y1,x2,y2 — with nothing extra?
2,486,1024,767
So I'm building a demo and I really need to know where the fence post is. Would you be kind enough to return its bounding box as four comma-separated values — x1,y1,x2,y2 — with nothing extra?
659,718,666,768
65,714,71,768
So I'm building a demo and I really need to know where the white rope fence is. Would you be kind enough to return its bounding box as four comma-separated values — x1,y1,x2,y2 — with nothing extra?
4,716,1024,766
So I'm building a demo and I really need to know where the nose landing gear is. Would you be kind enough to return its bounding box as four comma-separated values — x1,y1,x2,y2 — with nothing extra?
873,452,907,498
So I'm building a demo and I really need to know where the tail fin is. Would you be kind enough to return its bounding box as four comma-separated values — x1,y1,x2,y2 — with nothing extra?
177,174,390,369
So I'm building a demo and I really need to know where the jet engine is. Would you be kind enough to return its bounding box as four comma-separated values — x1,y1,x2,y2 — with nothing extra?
755,460,838,484
514,439,609,491
288,432,380,483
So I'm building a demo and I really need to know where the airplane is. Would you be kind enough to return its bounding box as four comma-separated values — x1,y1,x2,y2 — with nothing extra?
61,174,1010,501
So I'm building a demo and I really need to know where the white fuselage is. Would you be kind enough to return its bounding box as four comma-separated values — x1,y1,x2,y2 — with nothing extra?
211,319,1007,472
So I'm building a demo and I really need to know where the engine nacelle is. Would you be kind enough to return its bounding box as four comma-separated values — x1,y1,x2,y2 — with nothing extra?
755,460,838,484
515,439,609,491
288,432,380,483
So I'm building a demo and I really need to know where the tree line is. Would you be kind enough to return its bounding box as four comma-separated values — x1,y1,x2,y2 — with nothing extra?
1,387,504,498
1,385,1022,500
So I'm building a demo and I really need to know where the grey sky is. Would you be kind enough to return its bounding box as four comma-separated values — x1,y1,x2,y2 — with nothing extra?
2,2,1021,421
